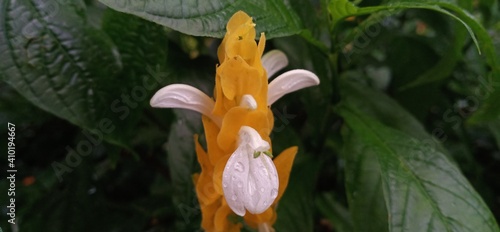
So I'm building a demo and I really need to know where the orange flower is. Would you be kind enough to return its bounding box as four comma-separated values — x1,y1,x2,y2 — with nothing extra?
151,11,319,232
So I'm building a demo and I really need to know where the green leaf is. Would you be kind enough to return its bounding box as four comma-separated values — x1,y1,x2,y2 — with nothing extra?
0,82,52,126
289,0,331,53
0,0,121,137
100,9,169,144
342,130,389,232
0,1,173,148
316,193,354,232
338,105,500,232
166,110,201,217
98,0,302,39
102,9,167,78
328,0,359,27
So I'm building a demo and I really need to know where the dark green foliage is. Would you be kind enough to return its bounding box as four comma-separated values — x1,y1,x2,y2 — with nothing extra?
0,0,499,231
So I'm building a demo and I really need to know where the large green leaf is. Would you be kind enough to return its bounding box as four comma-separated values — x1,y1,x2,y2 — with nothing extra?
98,0,302,39
342,131,389,232
339,78,460,231
102,9,167,79
338,105,500,232
100,9,169,144
0,0,121,136
0,1,172,147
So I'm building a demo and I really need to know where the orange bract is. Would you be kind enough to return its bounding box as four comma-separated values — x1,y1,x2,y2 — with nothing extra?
193,11,297,231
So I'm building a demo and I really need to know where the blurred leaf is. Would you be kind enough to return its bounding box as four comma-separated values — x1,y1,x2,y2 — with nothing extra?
382,35,448,121
339,77,448,154
288,0,331,52
400,25,466,89
159,49,214,228
338,105,500,232
395,2,470,90
274,156,319,232
271,124,303,158
488,120,500,150
98,0,302,39
166,110,201,207
329,0,500,118
18,160,151,232
434,5,500,124
0,83,52,127
273,35,334,148
329,0,479,50
316,193,354,232
469,74,500,123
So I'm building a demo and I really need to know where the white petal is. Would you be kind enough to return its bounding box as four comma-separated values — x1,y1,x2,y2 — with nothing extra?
222,145,249,216
150,84,221,125
222,126,278,216
239,126,270,151
244,154,278,214
240,94,257,110
267,69,320,105
261,50,288,78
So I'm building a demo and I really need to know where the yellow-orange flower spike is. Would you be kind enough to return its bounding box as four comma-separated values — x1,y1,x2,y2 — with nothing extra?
150,10,320,232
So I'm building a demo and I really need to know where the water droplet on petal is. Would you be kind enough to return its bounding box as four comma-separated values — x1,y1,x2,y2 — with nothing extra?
232,195,238,201
223,182,228,188
259,187,265,193
234,162,245,172
259,166,268,176
237,181,243,188
231,175,237,181
263,200,268,206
